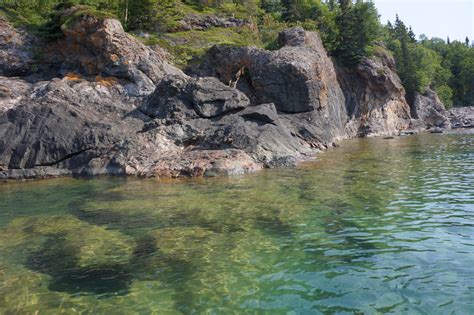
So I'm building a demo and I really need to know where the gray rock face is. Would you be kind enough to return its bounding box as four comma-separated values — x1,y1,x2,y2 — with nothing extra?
190,77,250,118
141,75,310,166
0,17,36,76
277,27,307,47
191,27,349,149
448,106,474,129
192,28,344,114
337,48,412,137
0,16,457,181
141,75,250,119
411,89,451,129
0,76,138,176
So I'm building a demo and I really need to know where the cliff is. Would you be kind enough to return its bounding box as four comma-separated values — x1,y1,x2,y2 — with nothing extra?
0,13,466,180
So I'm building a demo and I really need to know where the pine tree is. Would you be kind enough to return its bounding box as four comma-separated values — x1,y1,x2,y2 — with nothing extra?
127,0,156,30
334,1,380,65
408,26,416,42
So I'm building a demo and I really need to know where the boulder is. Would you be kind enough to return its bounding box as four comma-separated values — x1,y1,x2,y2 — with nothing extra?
190,77,250,118
141,75,310,167
448,106,474,129
190,27,349,149
191,27,345,114
141,75,250,119
411,89,451,129
277,27,307,47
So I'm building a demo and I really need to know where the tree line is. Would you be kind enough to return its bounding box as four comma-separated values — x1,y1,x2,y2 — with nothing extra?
1,0,472,107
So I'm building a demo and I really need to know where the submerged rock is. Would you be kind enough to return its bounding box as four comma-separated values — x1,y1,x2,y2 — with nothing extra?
150,227,216,260
0,215,134,268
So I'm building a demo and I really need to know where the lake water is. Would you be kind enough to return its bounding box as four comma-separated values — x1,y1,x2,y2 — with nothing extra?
0,134,473,314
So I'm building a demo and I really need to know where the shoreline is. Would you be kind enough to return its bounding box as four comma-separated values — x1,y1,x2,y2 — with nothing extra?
2,129,472,184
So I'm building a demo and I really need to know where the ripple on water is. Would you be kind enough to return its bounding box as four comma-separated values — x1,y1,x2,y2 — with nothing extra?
0,134,473,313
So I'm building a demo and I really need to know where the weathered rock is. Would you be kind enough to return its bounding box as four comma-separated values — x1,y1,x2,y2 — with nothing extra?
141,75,311,167
448,106,474,129
171,14,251,32
0,17,36,76
411,89,451,129
141,75,250,119
337,47,412,137
0,74,267,180
191,28,345,114
0,76,142,176
190,77,250,118
0,76,32,112
2,16,454,181
239,103,280,125
43,6,183,95
191,27,349,149
277,27,307,47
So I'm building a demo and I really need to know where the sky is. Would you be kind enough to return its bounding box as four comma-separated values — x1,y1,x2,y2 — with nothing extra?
374,0,474,42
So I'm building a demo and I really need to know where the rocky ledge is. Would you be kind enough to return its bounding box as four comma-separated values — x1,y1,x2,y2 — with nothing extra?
0,11,471,180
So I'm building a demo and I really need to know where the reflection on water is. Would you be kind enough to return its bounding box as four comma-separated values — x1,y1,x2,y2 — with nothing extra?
0,134,473,314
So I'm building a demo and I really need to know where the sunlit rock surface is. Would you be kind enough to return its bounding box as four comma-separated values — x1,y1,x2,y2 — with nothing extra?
0,12,466,180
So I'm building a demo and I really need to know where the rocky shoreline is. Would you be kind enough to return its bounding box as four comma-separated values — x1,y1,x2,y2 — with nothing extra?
0,8,472,181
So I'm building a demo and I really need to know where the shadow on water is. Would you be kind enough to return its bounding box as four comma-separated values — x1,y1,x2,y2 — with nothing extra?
25,236,132,297
254,215,294,237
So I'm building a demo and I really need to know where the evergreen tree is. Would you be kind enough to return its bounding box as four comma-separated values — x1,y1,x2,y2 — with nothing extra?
333,1,380,65
408,26,416,42
127,0,156,30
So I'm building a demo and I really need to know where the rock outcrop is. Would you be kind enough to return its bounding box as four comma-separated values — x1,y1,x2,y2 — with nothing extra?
141,75,250,119
192,28,345,114
0,14,462,180
192,27,412,141
140,75,311,168
448,106,474,129
171,14,251,32
336,48,412,137
410,89,452,129
41,6,182,95
0,17,36,76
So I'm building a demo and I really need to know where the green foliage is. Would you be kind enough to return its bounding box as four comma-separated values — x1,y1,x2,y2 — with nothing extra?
257,14,288,50
387,15,473,107
150,26,262,67
332,1,381,65
1,0,472,106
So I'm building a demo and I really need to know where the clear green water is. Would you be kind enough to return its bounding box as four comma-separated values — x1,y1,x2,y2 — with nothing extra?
0,134,473,314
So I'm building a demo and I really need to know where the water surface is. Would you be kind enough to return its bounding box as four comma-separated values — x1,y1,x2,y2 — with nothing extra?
0,134,473,314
